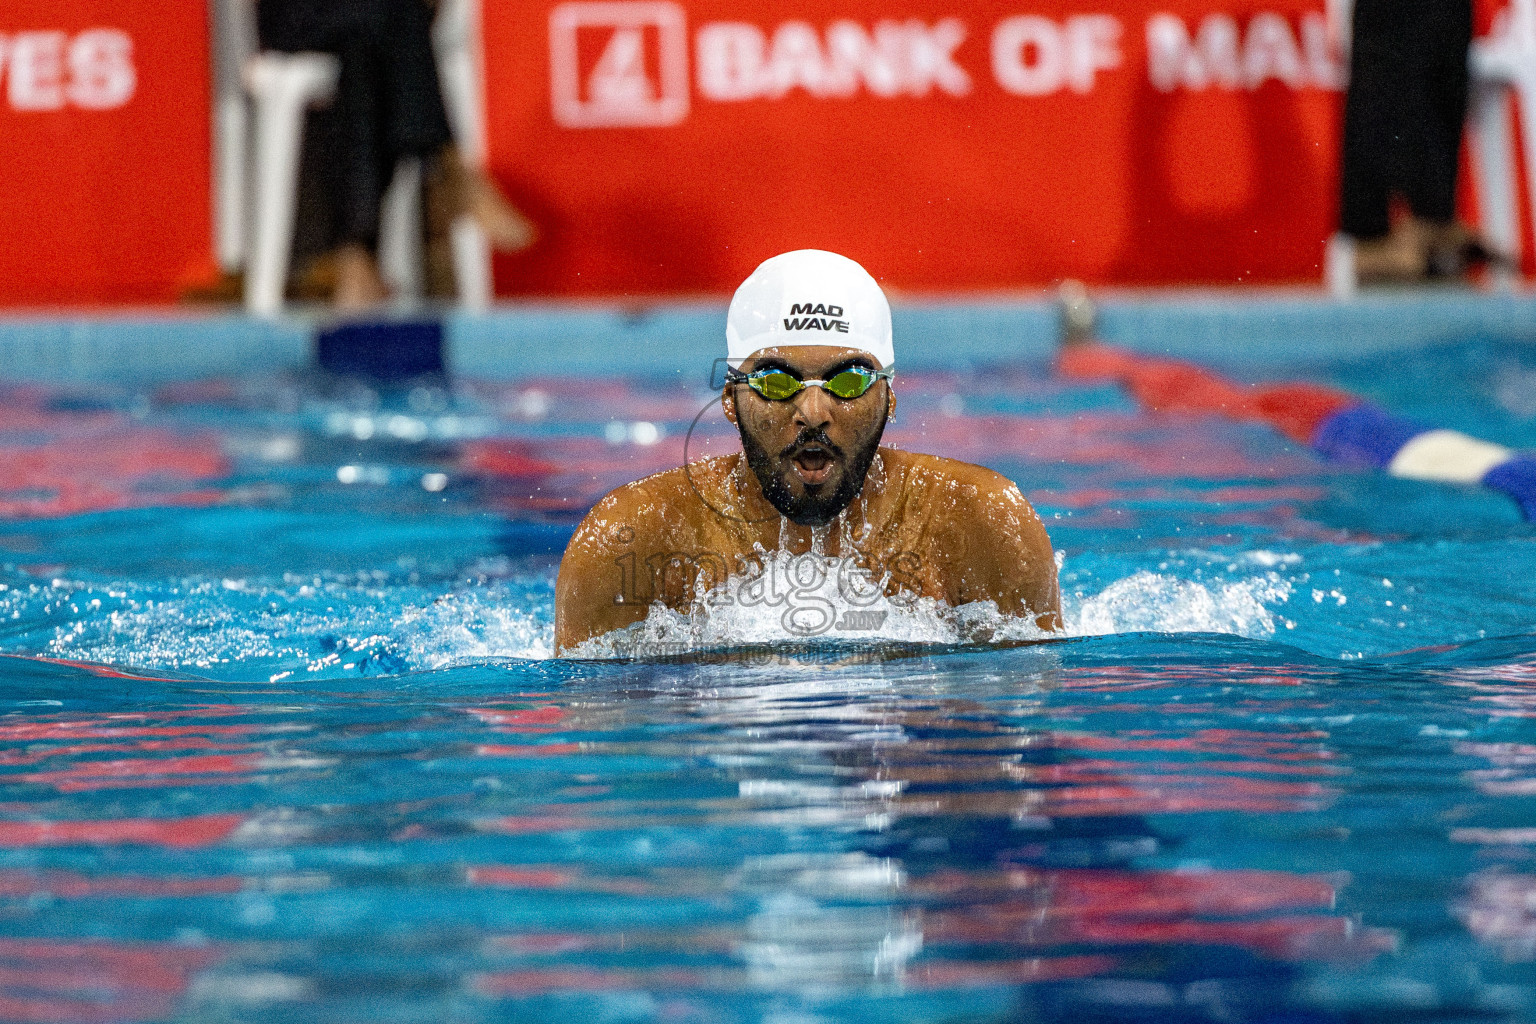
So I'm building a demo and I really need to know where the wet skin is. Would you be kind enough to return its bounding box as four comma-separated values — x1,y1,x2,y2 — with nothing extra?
554,345,1062,653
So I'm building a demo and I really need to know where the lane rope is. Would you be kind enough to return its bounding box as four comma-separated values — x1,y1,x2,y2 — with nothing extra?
1056,339,1536,520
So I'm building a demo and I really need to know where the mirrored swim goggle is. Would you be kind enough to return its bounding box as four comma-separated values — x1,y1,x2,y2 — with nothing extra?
725,366,894,401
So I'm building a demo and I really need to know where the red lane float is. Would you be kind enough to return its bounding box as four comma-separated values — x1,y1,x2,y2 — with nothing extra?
1058,343,1354,442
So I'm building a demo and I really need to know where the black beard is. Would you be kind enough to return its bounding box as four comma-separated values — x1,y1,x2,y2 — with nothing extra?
737,405,888,526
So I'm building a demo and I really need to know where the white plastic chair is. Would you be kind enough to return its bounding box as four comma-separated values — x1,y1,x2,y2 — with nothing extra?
1323,0,1358,297
434,0,495,312
212,0,256,276
1325,234,1358,298
243,51,341,317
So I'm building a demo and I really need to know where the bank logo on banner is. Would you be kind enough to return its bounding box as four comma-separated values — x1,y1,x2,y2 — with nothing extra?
549,1,689,127
546,6,1342,129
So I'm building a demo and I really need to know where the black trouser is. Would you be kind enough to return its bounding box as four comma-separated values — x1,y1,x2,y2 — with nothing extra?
1339,0,1472,239
258,0,454,250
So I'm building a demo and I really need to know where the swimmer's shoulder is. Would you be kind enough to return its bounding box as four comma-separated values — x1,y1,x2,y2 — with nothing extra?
885,449,1040,512
567,457,732,554
557,464,724,653
884,451,1059,623
886,449,1051,553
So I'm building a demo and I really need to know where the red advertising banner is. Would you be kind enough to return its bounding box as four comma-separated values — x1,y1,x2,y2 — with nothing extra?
482,0,1347,295
0,0,215,305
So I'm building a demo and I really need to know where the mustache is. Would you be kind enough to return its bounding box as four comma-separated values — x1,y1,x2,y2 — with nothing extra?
779,429,845,460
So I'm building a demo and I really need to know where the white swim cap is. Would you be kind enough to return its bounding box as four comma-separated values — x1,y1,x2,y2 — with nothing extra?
726,250,894,370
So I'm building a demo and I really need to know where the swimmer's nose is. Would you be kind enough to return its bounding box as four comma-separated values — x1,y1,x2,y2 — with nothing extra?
792,386,834,432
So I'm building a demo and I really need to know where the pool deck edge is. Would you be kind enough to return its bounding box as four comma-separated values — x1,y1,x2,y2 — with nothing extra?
1,289,1533,385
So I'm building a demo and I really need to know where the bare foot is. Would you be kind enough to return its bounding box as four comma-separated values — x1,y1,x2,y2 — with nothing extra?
333,243,391,311
440,147,537,252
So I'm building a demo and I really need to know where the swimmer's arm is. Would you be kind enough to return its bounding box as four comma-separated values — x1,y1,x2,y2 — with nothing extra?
951,475,1062,632
554,493,659,654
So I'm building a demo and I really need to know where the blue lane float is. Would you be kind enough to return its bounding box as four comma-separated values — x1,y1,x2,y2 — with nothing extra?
1315,404,1536,518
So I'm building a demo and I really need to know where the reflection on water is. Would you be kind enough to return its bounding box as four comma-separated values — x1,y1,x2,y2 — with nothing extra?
735,854,921,989
0,635,1531,1020
0,937,222,1023
1460,873,1536,963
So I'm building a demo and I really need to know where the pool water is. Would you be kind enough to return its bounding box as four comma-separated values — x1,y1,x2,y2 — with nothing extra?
3,336,1536,1021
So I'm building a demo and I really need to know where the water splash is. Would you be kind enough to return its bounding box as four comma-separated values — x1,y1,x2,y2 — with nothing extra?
568,549,1008,658
1064,569,1293,639
3,549,1303,672
0,564,552,679
568,548,1295,658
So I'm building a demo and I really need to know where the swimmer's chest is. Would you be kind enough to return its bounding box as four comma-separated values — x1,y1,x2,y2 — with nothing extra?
645,517,953,607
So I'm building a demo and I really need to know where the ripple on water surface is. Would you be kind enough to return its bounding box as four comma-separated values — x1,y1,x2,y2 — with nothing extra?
0,642,1532,1022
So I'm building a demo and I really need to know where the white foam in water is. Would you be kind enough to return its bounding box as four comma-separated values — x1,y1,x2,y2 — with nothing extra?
569,548,1296,657
3,548,1298,673
568,547,1045,658
1063,568,1293,639
3,568,553,678
390,588,555,666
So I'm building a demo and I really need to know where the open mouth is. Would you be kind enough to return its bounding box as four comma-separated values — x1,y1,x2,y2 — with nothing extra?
791,445,836,486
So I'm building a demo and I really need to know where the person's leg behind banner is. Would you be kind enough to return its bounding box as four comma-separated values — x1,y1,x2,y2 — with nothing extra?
1410,0,1484,277
1340,0,1426,281
329,26,393,310
1339,0,1488,284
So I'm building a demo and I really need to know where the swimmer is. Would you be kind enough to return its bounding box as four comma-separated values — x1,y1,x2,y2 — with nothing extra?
554,250,1060,653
